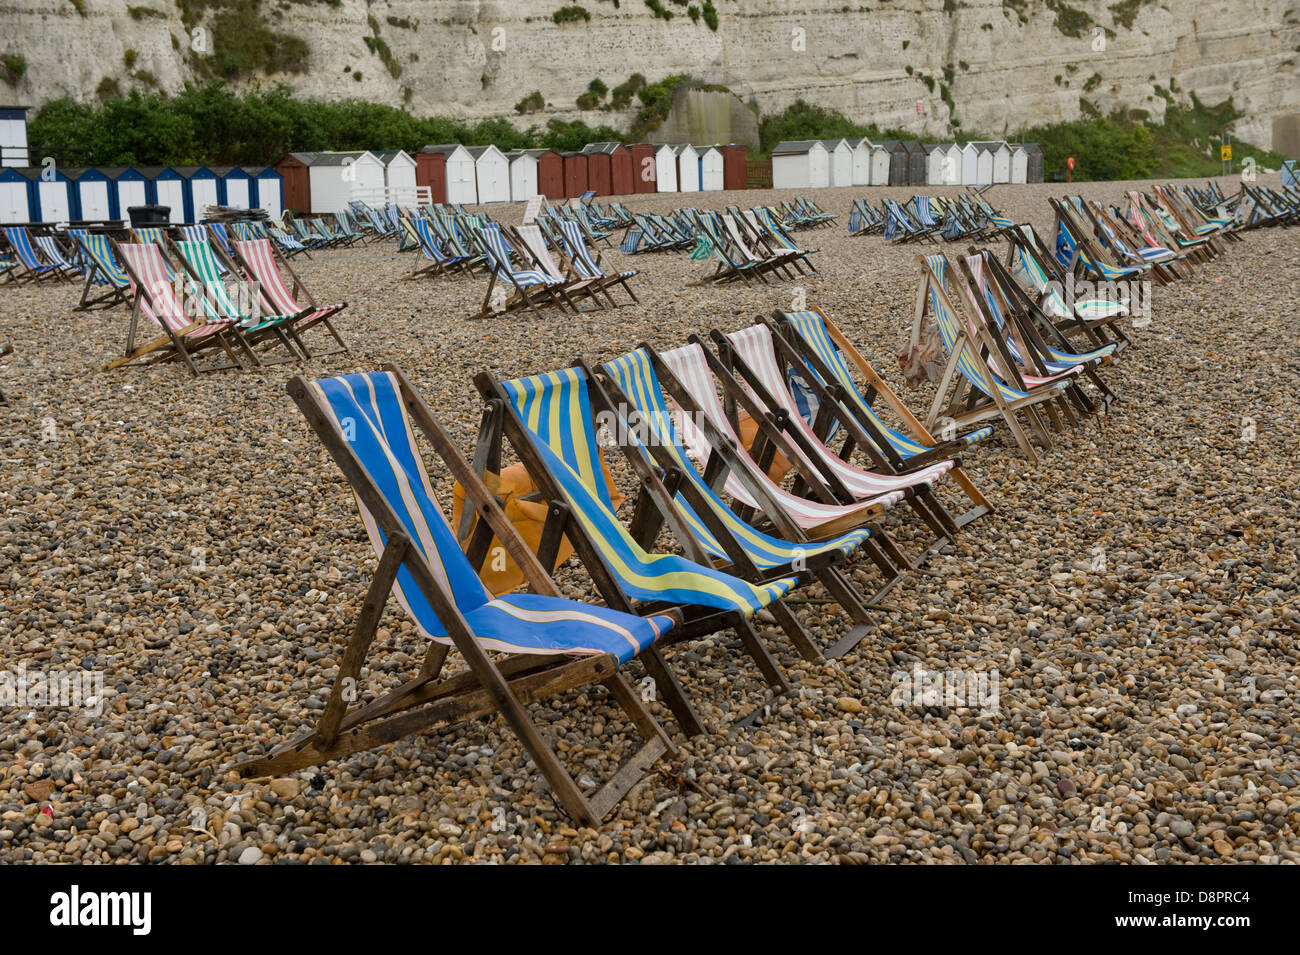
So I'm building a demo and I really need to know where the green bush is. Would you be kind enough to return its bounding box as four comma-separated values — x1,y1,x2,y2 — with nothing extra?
1,54,27,84
702,0,718,29
515,90,546,114
553,5,591,23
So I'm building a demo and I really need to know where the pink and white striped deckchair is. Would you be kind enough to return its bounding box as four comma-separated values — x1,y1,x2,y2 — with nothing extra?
659,340,911,539
721,322,959,509
104,240,248,375
230,238,350,359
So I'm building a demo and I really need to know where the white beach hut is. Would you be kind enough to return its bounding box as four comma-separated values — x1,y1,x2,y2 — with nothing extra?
772,141,830,190
653,144,678,193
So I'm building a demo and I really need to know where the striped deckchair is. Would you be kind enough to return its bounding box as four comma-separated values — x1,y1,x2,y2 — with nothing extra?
172,237,301,365
555,219,638,305
472,222,569,319
475,365,802,735
774,308,993,526
408,215,468,279
688,215,766,286
1005,226,1131,353
229,237,350,359
595,348,883,659
232,368,679,825
2,227,75,283
1049,200,1147,283
33,234,80,277
916,253,1074,463
511,223,608,310
104,240,247,375
960,251,1117,414
268,225,312,259
752,207,819,270
71,229,131,310
660,339,919,540
715,322,967,548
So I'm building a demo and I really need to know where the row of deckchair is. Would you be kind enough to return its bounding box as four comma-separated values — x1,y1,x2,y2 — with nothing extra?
849,190,1016,243
231,302,1008,824
102,232,349,376
688,207,818,285
912,247,1122,463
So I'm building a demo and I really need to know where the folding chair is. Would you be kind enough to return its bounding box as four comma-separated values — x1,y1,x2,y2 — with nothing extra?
232,368,679,825
71,230,132,310
1,227,76,283
915,253,1074,464
555,219,639,305
104,240,248,375
773,307,994,528
474,366,803,735
472,222,570,319
229,237,350,359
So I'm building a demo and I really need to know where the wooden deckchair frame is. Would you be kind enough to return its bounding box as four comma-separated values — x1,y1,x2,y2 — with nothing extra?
587,353,881,660
473,367,797,737
767,307,994,529
72,231,132,311
914,253,1070,464
103,238,248,376
231,367,678,826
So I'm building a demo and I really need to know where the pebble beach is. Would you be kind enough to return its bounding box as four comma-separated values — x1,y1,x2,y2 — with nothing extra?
1,177,1297,864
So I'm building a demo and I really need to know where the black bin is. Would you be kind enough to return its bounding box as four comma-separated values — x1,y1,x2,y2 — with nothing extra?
127,205,171,227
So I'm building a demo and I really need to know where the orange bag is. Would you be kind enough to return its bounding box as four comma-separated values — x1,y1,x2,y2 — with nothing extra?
451,455,625,597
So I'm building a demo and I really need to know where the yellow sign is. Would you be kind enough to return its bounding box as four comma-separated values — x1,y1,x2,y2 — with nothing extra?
1220,144,1232,161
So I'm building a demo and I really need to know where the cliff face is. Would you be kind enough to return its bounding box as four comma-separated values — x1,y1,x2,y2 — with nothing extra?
2,0,1298,148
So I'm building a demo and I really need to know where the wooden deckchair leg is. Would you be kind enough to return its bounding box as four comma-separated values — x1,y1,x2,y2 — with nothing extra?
316,535,409,748
639,645,707,737
766,597,823,662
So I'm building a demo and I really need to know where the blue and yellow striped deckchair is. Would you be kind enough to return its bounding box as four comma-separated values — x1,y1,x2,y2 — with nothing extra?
71,229,131,310
479,365,800,733
232,368,678,825
918,253,1071,463
599,348,884,658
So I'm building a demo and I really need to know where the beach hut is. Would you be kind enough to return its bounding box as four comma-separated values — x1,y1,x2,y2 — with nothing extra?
821,139,853,187
0,166,32,223
107,167,151,218
275,154,311,213
375,149,419,205
676,144,701,192
721,144,747,190
699,146,725,191
413,149,447,205
467,145,509,204
900,141,927,187
652,144,678,193
177,166,220,221
69,167,113,221
0,106,29,167
865,140,891,186
607,144,634,195
1009,144,1029,184
536,149,564,199
506,150,538,202
249,166,283,218
971,143,995,185
218,165,254,210
30,164,76,223
628,143,656,194
422,145,477,205
1023,143,1044,183
848,138,871,186
582,144,613,196
927,143,960,186
562,151,589,198
772,141,830,190
959,142,980,186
